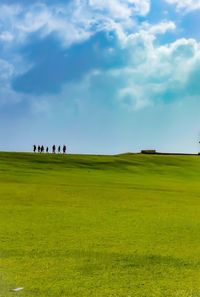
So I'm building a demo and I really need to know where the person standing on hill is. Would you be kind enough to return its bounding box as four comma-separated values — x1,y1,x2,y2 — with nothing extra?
52,145,56,154
41,145,44,153
46,147,49,153
58,146,61,153
63,145,67,154
33,145,36,153
38,145,41,153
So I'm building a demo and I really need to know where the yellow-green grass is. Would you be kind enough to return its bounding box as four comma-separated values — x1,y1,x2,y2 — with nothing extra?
1,152,200,297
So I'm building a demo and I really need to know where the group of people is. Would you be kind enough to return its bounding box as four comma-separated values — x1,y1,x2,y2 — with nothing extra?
33,145,67,154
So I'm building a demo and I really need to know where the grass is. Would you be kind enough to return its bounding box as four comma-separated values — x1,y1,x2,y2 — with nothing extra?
1,152,200,296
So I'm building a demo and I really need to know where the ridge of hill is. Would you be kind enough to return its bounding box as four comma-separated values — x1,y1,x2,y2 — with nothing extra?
0,151,200,178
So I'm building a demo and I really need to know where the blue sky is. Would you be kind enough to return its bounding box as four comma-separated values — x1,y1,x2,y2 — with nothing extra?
0,0,200,154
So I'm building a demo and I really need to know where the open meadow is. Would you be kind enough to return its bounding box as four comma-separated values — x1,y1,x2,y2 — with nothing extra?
1,152,200,297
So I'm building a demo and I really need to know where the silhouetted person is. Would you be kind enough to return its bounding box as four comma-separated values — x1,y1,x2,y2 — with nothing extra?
46,147,49,153
63,145,66,154
58,146,61,153
52,145,56,154
38,145,41,153
33,145,36,153
41,145,44,153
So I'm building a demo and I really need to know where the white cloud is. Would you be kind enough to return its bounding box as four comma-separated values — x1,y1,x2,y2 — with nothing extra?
67,33,200,111
89,0,150,18
0,0,151,48
0,59,21,106
165,0,200,11
0,31,14,42
143,21,176,35
0,59,14,80
116,35,200,109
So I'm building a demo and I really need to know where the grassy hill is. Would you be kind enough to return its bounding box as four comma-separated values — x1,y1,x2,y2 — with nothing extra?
1,152,200,297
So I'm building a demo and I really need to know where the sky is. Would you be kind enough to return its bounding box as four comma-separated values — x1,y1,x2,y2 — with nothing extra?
0,0,200,154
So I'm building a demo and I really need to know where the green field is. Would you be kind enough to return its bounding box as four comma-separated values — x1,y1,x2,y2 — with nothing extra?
1,152,200,297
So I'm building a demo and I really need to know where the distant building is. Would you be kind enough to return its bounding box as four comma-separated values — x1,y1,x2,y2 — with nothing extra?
141,150,156,154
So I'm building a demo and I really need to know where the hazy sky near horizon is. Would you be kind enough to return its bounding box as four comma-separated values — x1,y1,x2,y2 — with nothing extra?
0,0,200,154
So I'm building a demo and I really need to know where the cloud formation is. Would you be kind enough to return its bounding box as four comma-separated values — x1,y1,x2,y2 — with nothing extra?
0,0,200,112
12,31,125,95
116,36,200,109
0,0,150,48
165,0,200,12
66,31,200,111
